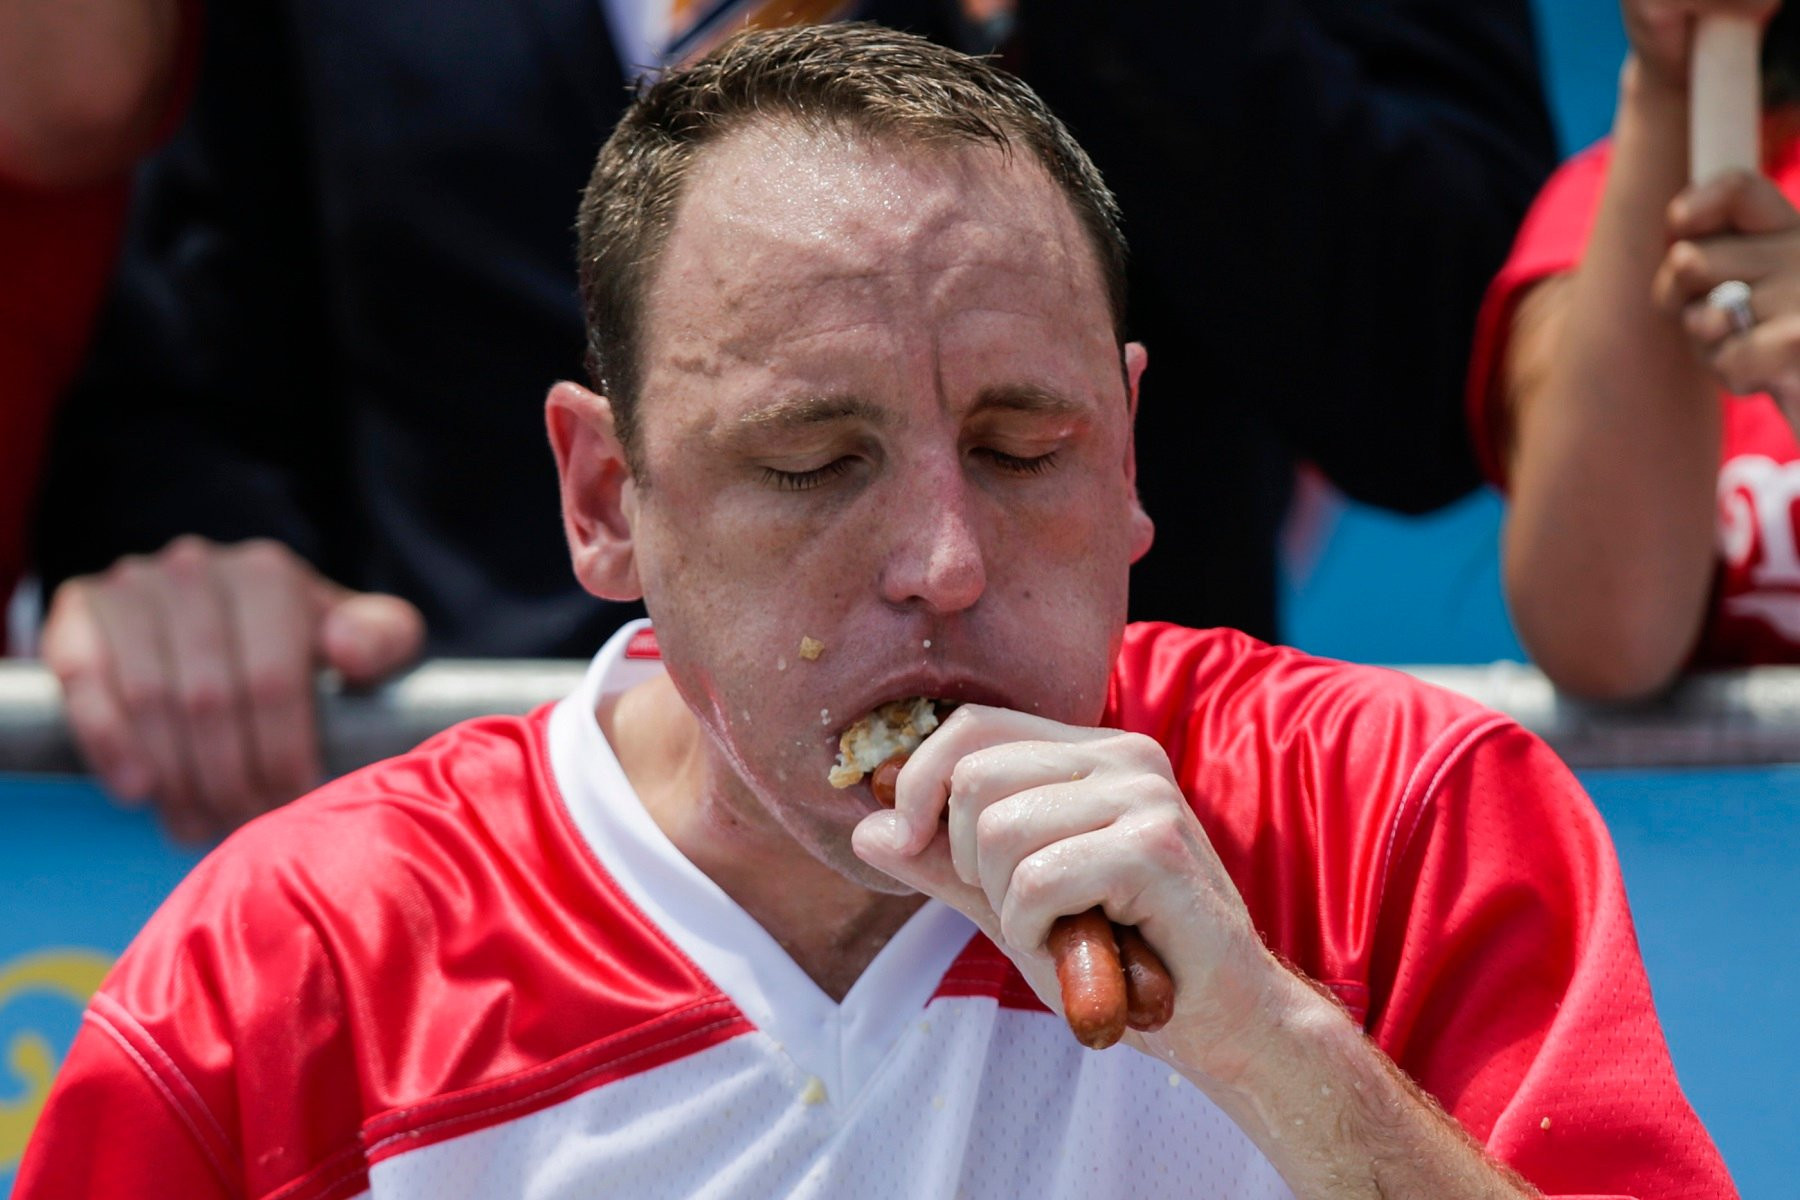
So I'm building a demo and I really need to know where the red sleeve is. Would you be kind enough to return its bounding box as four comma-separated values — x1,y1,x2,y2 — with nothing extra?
11,1004,236,1199
1372,721,1734,1200
1108,625,1734,1198
1465,142,1614,488
13,814,370,1200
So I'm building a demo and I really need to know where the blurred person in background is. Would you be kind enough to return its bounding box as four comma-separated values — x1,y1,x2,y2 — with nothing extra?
1475,0,1800,698
0,0,195,651
28,0,1555,838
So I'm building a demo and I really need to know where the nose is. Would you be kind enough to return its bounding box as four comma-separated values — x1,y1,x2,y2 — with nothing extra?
877,467,988,615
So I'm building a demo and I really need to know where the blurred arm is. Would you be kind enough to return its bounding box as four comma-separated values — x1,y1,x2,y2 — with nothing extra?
1500,61,1720,699
0,0,185,186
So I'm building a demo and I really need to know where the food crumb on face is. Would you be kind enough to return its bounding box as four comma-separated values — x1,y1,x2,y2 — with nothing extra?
1539,1117,1552,1131
777,656,788,671
799,636,825,661
922,638,931,649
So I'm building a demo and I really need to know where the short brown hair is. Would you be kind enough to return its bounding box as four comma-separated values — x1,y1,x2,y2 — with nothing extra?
575,21,1128,460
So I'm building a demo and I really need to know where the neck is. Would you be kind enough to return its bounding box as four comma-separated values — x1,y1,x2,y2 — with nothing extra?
600,676,924,1000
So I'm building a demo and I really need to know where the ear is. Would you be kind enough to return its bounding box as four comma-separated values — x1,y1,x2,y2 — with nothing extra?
1122,342,1155,565
546,380,644,601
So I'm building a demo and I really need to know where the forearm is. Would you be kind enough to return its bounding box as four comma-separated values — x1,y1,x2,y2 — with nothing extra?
1503,61,1719,699
1174,967,1534,1199
0,0,183,186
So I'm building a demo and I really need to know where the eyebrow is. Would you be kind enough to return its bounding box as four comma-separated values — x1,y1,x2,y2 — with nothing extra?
727,394,891,436
970,384,1088,418
724,382,1089,439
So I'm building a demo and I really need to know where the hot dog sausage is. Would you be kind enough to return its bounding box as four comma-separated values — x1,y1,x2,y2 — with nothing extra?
1117,922,1175,1033
1047,907,1129,1049
868,750,1175,1050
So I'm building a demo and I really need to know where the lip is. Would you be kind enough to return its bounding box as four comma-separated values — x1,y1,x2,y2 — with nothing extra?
832,669,1023,740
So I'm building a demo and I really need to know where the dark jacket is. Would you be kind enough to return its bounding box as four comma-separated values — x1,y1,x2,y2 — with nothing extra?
37,0,1554,648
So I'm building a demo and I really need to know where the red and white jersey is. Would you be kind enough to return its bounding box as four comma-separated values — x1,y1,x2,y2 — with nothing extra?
1467,137,1800,665
17,622,1732,1199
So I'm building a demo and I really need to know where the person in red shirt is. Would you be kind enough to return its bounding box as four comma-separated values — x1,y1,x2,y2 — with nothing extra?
0,0,196,648
19,25,1731,1199
1471,0,1800,696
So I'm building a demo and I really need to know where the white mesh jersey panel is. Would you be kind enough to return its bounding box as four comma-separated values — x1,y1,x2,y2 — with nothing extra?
367,995,1293,1200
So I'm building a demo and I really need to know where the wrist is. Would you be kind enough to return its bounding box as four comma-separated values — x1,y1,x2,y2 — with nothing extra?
1191,966,1356,1105
1622,53,1689,113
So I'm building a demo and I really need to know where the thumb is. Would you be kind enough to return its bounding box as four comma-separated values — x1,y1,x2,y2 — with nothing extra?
853,813,995,923
314,589,427,686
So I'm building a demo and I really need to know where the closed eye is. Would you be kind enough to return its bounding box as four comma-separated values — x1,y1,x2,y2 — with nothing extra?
976,448,1059,476
760,458,857,491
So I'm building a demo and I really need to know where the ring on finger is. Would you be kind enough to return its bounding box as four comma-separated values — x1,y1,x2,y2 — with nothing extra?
1707,279,1757,334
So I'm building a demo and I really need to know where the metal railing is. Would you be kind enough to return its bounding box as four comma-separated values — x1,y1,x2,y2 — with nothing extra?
6,658,1800,774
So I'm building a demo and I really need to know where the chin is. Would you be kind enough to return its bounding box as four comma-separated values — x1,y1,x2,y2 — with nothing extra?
845,861,922,897
806,832,920,896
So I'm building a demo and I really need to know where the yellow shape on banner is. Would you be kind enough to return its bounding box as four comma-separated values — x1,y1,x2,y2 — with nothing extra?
0,949,113,1173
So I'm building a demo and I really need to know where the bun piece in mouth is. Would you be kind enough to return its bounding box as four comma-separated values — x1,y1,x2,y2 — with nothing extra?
828,697,945,788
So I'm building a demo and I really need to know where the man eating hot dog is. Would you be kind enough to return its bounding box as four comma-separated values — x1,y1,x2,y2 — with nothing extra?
18,23,1732,1200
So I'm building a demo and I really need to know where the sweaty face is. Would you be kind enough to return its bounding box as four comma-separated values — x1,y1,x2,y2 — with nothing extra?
623,123,1151,886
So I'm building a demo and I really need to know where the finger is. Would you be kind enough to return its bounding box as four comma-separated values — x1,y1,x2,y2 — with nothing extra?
1689,264,1800,346
961,780,1117,915
1711,311,1800,396
153,539,258,830
1653,235,1784,314
40,582,154,804
86,559,205,834
221,541,324,804
995,826,1145,957
1670,169,1800,240
316,590,425,687
946,741,1103,888
890,704,1105,854
1683,294,1743,347
851,810,997,934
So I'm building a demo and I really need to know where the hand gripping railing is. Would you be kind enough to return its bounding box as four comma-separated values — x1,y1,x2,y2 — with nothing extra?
0,660,586,778
6,659,1800,774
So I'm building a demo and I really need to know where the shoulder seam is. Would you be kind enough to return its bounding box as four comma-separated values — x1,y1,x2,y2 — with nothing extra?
85,1000,244,1198
1375,711,1517,916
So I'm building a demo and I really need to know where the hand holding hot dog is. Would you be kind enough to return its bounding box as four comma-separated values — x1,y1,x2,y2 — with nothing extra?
850,704,1286,1076
1655,168,1800,427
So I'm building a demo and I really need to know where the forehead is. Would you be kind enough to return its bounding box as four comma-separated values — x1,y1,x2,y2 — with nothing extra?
637,121,1115,395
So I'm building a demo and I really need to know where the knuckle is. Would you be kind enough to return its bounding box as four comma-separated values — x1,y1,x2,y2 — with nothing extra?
103,555,154,592
1667,240,1702,277
243,662,304,709
1128,814,1190,870
949,755,989,797
177,675,233,720
160,535,215,572
41,635,98,682
1007,854,1056,908
973,802,1012,849
231,537,299,576
116,674,171,716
